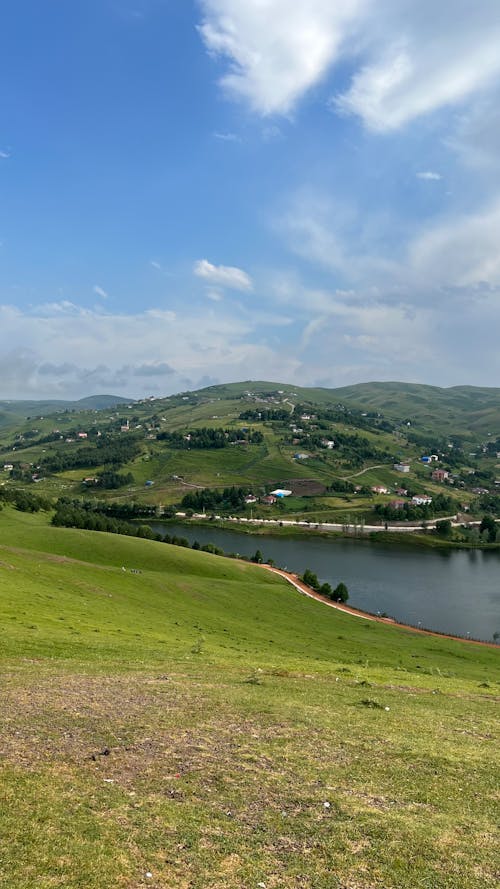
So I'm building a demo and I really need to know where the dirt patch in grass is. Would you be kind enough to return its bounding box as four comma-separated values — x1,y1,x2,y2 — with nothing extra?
284,478,327,496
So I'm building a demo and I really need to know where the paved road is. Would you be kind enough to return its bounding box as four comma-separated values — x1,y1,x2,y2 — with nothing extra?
174,512,478,534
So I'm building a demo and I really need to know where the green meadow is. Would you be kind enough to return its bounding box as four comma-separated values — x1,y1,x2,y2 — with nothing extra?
0,506,499,888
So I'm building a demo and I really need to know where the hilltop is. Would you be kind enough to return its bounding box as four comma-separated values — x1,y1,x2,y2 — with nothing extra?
0,507,498,888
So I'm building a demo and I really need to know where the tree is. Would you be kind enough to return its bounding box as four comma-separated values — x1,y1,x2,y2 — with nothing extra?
333,582,349,603
251,549,263,563
302,568,320,591
319,582,333,599
435,519,452,538
480,514,497,543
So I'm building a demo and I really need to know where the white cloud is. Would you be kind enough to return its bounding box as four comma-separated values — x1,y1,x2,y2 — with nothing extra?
269,271,500,387
93,285,109,299
213,131,241,142
278,190,400,284
150,260,162,270
0,150,10,159
194,258,253,291
198,1,500,138
335,2,500,131
449,94,500,170
0,301,299,398
409,198,500,287
198,0,367,115
416,171,441,181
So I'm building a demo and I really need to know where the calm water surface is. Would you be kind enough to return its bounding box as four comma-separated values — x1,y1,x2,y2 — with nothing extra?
152,522,500,642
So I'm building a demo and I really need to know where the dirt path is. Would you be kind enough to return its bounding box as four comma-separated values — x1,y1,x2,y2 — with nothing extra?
338,464,387,480
262,566,499,649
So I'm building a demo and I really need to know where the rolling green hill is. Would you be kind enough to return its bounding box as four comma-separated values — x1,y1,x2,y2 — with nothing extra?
0,507,498,888
329,381,500,435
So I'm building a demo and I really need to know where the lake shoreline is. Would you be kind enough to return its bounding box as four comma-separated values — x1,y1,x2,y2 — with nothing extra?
150,519,500,641
154,515,500,552
262,566,500,649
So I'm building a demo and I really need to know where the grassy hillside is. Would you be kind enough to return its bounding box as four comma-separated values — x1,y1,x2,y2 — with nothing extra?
0,507,498,888
198,379,500,435
330,381,500,435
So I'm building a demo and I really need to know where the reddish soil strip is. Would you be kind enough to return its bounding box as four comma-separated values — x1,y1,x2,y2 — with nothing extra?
262,566,499,649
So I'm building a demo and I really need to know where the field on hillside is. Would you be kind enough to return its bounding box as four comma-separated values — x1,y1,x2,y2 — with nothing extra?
0,507,498,888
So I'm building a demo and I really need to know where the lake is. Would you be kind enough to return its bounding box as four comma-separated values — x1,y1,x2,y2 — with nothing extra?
150,522,500,642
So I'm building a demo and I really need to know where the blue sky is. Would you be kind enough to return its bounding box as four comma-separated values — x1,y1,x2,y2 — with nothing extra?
1,0,500,398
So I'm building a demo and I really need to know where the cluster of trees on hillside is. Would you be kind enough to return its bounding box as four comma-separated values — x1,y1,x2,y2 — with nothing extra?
54,497,156,521
0,487,51,512
302,568,349,602
157,427,263,449
374,493,456,521
181,486,248,512
327,478,372,496
238,409,290,422
93,470,134,489
8,466,36,483
52,502,146,535
474,493,500,516
292,429,394,467
39,435,141,473
10,430,65,451
51,499,235,556
294,403,387,433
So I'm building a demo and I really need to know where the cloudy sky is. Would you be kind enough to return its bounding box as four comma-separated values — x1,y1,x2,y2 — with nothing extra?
1,0,500,398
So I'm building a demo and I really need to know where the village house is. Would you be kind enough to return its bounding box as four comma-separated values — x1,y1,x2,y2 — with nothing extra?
412,495,433,505
77,432,88,439
389,499,406,510
394,462,411,473
372,485,389,495
244,494,257,504
3,463,13,472
261,495,277,505
432,469,450,482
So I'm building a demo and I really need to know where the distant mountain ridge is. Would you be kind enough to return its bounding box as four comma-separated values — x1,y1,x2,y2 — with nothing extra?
1,380,499,436
0,395,131,428
193,380,500,435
